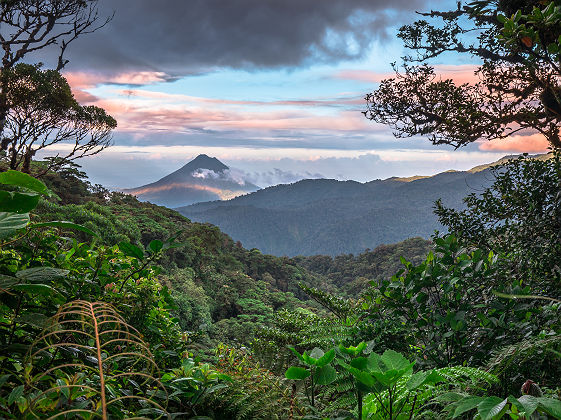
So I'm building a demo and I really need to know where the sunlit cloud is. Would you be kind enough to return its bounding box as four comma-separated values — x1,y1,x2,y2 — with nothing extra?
479,134,550,153
334,64,480,86
333,69,385,83
66,93,373,137
65,71,171,89
117,88,362,109
65,71,172,103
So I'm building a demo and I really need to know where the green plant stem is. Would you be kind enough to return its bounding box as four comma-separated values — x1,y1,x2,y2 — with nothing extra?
372,390,390,417
408,394,418,420
90,249,105,285
357,389,363,420
389,386,393,420
395,392,410,418
117,257,153,293
310,366,315,407
8,292,23,345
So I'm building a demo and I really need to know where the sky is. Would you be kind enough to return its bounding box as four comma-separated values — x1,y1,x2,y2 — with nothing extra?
36,0,550,189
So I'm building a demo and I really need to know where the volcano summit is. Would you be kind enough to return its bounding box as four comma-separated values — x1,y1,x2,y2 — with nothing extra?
124,154,259,208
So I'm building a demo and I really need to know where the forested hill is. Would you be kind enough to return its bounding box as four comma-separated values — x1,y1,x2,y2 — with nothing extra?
292,237,432,295
177,166,497,256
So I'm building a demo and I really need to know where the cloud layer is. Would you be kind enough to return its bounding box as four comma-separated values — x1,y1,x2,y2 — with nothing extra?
60,0,428,74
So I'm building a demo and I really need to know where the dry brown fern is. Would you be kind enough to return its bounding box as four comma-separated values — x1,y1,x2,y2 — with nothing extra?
24,300,168,419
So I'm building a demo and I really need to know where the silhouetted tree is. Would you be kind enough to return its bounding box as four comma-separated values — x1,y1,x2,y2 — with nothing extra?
365,1,561,149
0,0,112,158
1,64,116,173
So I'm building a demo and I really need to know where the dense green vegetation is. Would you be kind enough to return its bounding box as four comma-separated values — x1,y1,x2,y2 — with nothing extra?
292,237,432,295
1,152,561,419
179,169,495,256
1,0,561,418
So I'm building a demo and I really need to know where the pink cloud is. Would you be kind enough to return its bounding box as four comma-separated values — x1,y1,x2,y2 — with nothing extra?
334,70,385,83
63,70,371,136
65,71,170,104
433,65,480,85
334,64,480,86
118,88,362,108
65,71,169,89
479,134,550,153
89,96,371,134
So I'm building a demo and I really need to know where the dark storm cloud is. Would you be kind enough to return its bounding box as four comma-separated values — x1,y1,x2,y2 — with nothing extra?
60,0,429,74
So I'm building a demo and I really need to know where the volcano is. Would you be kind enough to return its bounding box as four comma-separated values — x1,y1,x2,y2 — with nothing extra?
123,154,259,208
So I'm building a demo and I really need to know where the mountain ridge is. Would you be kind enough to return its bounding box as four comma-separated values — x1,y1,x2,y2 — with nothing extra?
177,154,542,256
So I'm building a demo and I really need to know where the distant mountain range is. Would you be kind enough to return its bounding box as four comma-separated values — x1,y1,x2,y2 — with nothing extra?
176,156,529,256
123,154,259,208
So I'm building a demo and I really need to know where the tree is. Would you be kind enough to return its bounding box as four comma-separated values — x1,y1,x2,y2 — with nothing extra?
0,0,110,71
364,1,561,149
1,64,116,173
435,153,561,294
0,0,112,157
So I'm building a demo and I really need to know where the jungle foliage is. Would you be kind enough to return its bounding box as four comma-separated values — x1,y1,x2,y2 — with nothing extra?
1,146,561,420
1,0,561,418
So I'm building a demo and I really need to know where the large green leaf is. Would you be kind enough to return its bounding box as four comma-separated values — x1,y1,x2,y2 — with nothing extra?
477,397,508,420
289,347,305,363
406,371,428,391
119,241,144,260
537,397,561,418
314,364,336,385
0,274,20,291
367,353,383,372
339,361,376,387
406,369,445,391
149,239,164,253
350,357,369,371
339,342,366,356
0,191,39,213
0,170,50,196
11,283,64,303
285,366,310,380
0,212,29,239
31,221,97,236
16,312,51,329
16,267,69,283
315,349,335,367
380,349,414,372
303,347,325,365
309,347,324,359
368,351,414,386
451,396,486,418
7,385,24,405
511,395,538,417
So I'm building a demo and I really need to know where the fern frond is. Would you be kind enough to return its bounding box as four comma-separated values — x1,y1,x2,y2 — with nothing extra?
25,300,168,419
487,334,561,376
436,366,499,388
